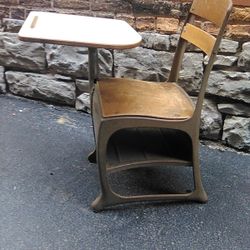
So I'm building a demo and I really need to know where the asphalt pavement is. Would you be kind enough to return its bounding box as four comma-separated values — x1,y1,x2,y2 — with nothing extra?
0,95,249,250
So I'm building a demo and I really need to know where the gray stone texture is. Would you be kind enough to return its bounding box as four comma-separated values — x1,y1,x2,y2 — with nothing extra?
114,47,203,93
0,32,45,72
76,79,90,93
3,18,24,33
169,34,200,52
46,45,113,78
204,55,238,67
75,93,90,113
178,53,203,93
219,39,239,53
207,71,250,104
223,116,250,151
218,103,250,117
141,32,170,51
200,99,223,140
5,71,75,106
114,47,172,81
238,42,250,68
0,66,6,93
169,34,179,48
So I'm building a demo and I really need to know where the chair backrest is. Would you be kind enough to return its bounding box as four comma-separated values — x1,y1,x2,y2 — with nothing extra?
168,0,232,119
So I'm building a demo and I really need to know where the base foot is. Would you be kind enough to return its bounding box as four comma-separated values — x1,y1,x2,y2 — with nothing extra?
91,195,105,212
190,188,208,203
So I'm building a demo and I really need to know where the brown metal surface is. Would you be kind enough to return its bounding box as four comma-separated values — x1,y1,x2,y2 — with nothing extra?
90,0,233,211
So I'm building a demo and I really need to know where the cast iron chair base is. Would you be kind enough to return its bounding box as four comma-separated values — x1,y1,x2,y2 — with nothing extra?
92,189,208,212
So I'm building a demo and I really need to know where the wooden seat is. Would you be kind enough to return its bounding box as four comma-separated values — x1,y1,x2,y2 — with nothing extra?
98,78,194,120
90,0,233,211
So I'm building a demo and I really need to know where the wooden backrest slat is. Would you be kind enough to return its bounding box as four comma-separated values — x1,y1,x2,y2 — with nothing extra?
181,23,216,56
190,0,232,26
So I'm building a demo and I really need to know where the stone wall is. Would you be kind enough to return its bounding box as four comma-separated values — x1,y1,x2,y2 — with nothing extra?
0,0,249,153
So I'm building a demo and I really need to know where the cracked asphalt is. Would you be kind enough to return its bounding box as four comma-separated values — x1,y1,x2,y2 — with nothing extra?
0,95,249,250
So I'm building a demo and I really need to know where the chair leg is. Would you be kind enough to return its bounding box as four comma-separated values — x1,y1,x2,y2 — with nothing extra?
190,140,208,203
91,190,123,212
91,127,123,212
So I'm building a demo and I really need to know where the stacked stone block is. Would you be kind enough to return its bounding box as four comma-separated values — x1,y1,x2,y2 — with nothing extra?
0,0,249,153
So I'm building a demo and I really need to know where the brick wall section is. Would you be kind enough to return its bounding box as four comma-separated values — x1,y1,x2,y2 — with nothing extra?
0,0,249,40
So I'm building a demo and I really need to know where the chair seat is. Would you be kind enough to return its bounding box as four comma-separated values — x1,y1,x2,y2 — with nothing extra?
97,78,194,120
